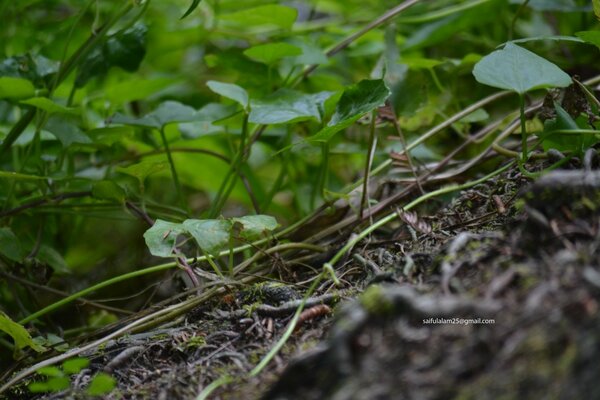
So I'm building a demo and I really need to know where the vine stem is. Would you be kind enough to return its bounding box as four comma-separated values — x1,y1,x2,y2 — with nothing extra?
159,127,185,211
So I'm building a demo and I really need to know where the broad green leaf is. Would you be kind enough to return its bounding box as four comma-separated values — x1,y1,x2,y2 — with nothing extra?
472,43,571,94
104,77,176,105
86,373,116,396
595,0,600,19
92,180,126,203
183,219,232,255
0,227,25,262
0,77,35,99
309,79,391,142
232,215,278,240
220,5,297,31
249,89,333,124
45,116,91,147
0,311,46,353
542,103,593,153
243,43,302,65
143,220,186,258
37,245,70,274
112,101,197,130
20,97,78,115
76,24,147,87
62,357,90,374
181,0,202,19
575,31,600,50
206,81,249,110
117,160,169,183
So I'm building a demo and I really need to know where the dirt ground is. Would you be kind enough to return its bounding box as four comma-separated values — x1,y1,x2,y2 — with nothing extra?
7,156,600,399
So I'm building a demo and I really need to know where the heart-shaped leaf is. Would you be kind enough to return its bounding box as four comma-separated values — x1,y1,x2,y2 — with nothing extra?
243,43,302,65
117,160,169,183
309,79,391,142
206,81,249,110
249,89,333,124
112,100,197,130
232,215,278,240
472,43,571,94
143,220,187,257
183,219,232,255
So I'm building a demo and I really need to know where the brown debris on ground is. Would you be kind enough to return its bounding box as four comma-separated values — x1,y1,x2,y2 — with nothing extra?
9,159,600,399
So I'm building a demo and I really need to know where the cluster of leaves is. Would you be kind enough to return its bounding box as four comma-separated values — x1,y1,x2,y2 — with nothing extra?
0,0,599,392
28,357,115,396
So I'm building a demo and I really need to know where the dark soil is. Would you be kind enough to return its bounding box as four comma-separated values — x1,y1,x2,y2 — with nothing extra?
7,159,600,399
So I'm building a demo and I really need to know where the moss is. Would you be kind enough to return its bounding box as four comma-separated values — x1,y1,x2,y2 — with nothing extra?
360,285,394,316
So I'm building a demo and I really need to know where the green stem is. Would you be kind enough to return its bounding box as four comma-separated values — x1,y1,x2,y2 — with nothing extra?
209,114,249,217
360,110,377,219
519,94,528,163
159,127,185,211
327,161,515,267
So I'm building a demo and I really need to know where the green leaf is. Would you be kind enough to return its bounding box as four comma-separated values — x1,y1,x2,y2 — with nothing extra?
220,5,297,31
143,220,187,258
37,366,63,377
104,77,176,105
0,311,46,353
92,181,126,203
594,0,600,19
542,102,593,153
112,101,197,130
183,219,232,255
472,43,572,94
29,377,70,393
232,215,278,240
37,245,70,274
117,160,169,182
45,116,92,147
0,54,59,86
20,97,78,115
0,77,35,99
575,31,600,50
309,79,391,142
243,43,302,65
87,373,116,396
76,24,147,87
0,227,25,262
249,89,333,124
206,81,249,110
181,0,202,19
62,357,90,374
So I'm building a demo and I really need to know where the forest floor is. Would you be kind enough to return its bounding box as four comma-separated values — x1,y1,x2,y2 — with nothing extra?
9,155,600,399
